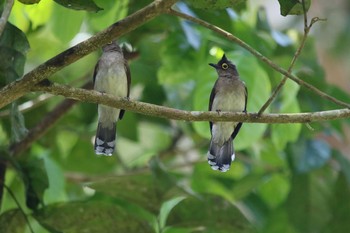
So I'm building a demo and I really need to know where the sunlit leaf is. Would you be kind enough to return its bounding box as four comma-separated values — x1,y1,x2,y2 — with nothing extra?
51,4,85,43
272,80,301,151
87,0,128,31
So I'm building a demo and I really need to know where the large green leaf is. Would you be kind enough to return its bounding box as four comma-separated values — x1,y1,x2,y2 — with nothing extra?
0,22,29,85
271,80,301,151
87,0,128,31
278,0,311,16
286,171,332,233
321,172,350,233
289,138,331,173
158,196,186,231
0,209,26,233
18,158,49,210
50,4,86,43
33,201,152,233
167,194,256,233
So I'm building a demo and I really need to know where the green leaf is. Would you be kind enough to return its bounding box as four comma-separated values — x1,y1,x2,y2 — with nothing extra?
257,174,290,208
290,139,331,173
88,174,162,213
186,0,246,10
167,194,256,233
321,172,350,233
53,0,102,12
286,171,332,233
51,4,85,43
0,22,29,85
278,0,311,16
159,196,186,230
33,201,152,233
272,80,301,151
0,209,26,233
87,0,128,31
18,158,49,210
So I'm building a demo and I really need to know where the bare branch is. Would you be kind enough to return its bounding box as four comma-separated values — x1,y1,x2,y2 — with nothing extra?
168,9,350,110
9,82,92,156
32,82,350,124
0,0,178,109
0,0,14,36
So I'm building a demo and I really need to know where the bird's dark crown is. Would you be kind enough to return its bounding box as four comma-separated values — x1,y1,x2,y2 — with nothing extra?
209,54,238,76
102,41,121,52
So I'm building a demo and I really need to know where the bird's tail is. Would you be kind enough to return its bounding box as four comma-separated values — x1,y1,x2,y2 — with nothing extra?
94,122,116,156
207,138,235,172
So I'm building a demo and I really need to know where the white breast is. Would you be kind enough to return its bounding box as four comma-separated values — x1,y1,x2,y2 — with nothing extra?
211,80,245,145
94,52,128,124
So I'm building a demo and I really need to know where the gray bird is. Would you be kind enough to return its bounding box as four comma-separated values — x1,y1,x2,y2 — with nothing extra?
207,54,247,172
93,41,131,156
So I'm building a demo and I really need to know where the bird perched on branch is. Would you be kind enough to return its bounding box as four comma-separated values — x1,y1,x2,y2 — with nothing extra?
207,54,247,172
93,41,131,156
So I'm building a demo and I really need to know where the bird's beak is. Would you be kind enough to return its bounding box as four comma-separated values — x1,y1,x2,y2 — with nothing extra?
209,63,219,69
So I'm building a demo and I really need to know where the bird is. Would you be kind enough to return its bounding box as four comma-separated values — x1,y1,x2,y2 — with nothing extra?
93,41,131,156
207,54,247,172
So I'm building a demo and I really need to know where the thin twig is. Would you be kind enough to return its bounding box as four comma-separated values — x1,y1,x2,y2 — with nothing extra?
0,0,14,37
167,9,350,109
32,82,350,124
258,0,314,115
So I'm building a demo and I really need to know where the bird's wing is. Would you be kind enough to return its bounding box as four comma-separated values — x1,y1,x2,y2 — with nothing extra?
92,59,100,85
230,82,248,140
118,59,131,120
208,80,218,134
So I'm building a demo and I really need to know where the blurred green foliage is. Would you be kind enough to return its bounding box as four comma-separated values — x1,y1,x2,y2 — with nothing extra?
0,0,349,233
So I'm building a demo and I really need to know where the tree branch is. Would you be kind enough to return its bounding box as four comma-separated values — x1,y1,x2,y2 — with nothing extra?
9,82,92,156
32,82,350,124
0,0,178,109
0,0,14,37
167,9,350,109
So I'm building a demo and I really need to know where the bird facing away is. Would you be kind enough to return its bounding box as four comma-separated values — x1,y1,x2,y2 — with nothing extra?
207,54,247,172
93,41,131,156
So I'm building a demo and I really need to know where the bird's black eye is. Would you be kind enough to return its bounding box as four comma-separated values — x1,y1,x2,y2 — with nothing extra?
221,63,229,69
